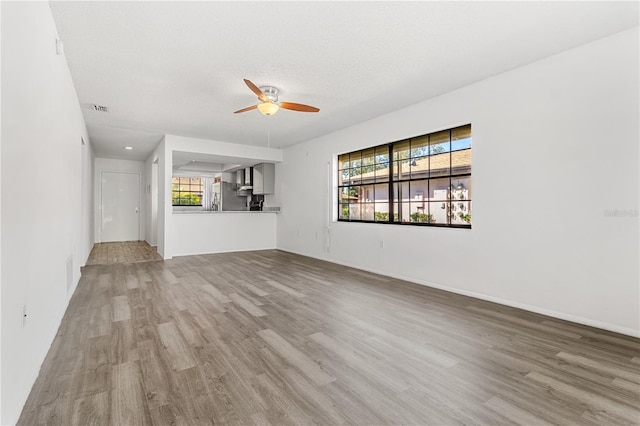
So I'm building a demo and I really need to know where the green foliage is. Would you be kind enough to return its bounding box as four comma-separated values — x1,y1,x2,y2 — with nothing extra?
341,205,349,219
172,192,202,206
458,213,472,224
374,212,389,221
430,145,445,154
374,212,399,222
410,212,435,223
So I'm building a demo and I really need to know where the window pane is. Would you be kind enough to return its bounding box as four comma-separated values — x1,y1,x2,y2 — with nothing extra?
375,162,390,182
350,152,362,168
451,124,471,151
451,201,471,225
360,166,376,183
394,181,410,202
451,149,471,174
411,135,429,158
349,204,361,220
360,185,374,202
374,183,388,203
393,140,410,161
429,201,447,225
375,146,389,164
338,168,350,186
361,203,374,221
339,187,350,203
430,177,450,200
349,167,361,185
409,180,428,205
410,203,434,223
450,176,471,200
362,148,375,168
375,203,390,222
339,203,349,220
338,154,350,170
410,156,429,179
346,187,358,203
393,160,411,180
399,202,411,223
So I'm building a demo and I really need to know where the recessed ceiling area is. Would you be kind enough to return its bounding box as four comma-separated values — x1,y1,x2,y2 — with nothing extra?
172,151,264,175
50,1,639,162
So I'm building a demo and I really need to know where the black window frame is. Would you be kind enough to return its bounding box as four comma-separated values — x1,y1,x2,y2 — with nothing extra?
337,124,472,228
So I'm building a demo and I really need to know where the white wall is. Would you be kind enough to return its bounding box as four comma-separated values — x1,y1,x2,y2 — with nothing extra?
1,2,94,424
81,138,95,261
171,213,277,256
144,154,159,246
277,28,640,336
159,134,283,259
94,157,145,243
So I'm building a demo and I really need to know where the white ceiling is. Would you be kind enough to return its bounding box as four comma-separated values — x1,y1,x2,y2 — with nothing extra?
50,1,639,161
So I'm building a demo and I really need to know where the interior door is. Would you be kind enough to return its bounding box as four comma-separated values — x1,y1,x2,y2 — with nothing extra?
101,171,140,242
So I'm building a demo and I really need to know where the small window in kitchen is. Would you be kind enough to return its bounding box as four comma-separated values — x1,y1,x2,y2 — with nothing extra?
172,177,203,206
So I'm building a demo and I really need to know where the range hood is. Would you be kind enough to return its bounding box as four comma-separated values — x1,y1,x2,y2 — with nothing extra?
237,167,253,192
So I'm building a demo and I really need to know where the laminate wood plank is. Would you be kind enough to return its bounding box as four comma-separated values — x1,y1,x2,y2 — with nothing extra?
157,322,196,371
71,390,109,426
557,351,640,383
485,395,553,425
309,331,411,393
111,295,131,322
125,274,139,289
526,371,639,423
111,361,151,426
229,292,267,317
257,329,335,386
244,283,270,297
264,279,305,298
199,282,232,304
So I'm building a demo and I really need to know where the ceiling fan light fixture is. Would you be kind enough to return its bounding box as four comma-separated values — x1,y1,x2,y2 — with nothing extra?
257,102,279,116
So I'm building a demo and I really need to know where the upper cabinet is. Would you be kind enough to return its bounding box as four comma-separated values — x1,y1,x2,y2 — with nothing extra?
253,163,275,195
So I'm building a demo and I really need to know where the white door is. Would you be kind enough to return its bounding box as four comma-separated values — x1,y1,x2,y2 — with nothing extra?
101,171,140,242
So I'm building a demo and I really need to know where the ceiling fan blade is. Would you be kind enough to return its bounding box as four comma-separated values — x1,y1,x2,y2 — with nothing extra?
234,104,258,114
244,79,269,102
280,102,320,113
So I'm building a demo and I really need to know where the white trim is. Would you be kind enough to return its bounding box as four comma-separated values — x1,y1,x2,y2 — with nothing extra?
276,248,640,338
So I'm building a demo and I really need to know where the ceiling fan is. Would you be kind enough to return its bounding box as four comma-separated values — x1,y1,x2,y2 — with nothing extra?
234,79,319,116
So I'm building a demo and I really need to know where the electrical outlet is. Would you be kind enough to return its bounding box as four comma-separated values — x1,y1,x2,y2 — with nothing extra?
315,232,319,239
379,240,384,249
296,229,300,237
22,305,27,328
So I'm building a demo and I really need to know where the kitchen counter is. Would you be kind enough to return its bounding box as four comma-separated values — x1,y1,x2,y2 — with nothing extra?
171,208,278,256
173,209,279,214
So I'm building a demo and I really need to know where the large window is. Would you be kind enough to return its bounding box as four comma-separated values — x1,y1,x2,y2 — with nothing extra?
338,124,471,227
172,177,203,206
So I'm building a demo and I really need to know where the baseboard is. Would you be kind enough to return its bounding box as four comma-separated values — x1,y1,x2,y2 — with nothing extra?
276,247,640,338
172,245,278,258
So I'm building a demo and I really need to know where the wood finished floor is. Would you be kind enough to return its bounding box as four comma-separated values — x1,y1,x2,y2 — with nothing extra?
19,249,640,425
86,241,163,265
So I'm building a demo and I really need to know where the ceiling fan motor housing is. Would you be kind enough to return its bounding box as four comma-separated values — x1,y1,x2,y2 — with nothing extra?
260,86,279,103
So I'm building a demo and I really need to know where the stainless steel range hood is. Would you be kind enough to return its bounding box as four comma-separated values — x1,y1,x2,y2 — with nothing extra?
237,167,253,193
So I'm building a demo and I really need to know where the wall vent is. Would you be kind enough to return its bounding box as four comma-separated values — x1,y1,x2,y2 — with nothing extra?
91,104,109,112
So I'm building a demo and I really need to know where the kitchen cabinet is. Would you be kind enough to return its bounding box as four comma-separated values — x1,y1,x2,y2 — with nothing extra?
252,163,275,195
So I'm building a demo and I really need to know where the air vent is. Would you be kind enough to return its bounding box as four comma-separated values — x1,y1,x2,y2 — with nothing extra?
91,104,109,112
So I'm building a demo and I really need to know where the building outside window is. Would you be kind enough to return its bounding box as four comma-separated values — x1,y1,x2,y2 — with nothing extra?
338,124,471,227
